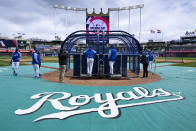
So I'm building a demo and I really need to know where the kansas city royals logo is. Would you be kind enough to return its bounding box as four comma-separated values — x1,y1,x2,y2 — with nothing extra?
15,87,184,122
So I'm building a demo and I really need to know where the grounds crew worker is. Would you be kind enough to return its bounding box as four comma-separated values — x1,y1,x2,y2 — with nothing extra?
58,49,68,83
108,45,117,75
11,47,22,76
84,45,96,76
140,51,149,78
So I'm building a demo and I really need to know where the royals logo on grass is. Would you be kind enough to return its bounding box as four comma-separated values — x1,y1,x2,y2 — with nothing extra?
15,87,184,122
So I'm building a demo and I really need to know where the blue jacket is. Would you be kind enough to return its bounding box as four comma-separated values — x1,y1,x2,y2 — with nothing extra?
84,48,96,58
108,48,117,61
37,54,41,64
32,52,41,64
148,52,154,61
12,52,22,62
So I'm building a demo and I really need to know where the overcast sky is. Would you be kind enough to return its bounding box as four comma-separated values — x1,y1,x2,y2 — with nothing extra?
0,0,195,42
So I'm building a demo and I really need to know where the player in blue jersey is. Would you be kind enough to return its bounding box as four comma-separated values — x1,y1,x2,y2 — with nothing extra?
148,51,154,73
11,47,22,76
108,45,117,75
32,49,41,78
84,45,96,76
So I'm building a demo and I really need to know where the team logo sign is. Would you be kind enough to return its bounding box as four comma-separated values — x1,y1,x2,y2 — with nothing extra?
15,87,184,122
86,16,109,34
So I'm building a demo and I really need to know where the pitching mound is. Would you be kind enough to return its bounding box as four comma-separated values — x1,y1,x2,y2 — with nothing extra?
42,69,161,86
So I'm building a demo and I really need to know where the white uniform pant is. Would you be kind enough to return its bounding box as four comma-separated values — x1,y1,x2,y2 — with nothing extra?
12,62,20,74
33,64,40,77
87,58,94,75
109,61,115,75
148,61,153,72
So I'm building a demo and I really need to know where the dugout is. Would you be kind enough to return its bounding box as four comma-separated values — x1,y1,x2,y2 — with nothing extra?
61,30,142,77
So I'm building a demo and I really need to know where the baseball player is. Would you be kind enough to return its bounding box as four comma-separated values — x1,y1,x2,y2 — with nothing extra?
37,50,42,76
84,45,96,76
108,45,117,75
32,49,41,78
148,51,154,73
11,47,22,76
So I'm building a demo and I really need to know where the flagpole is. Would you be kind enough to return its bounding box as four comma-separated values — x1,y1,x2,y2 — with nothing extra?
65,9,67,38
155,32,157,42
128,9,130,33
153,30,155,41
139,8,142,42
16,37,18,48
118,9,120,30
54,7,56,38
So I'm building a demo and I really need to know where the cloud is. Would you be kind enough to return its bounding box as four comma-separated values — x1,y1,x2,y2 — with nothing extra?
0,0,195,42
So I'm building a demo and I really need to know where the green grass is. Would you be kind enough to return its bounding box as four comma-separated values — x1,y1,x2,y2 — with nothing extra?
0,60,10,66
155,57,196,67
0,56,59,63
0,60,29,66
156,57,196,60
0,56,61,66
0,56,58,59
0,56,31,59
171,61,196,67
1,56,196,67
42,60,58,63
154,61,173,63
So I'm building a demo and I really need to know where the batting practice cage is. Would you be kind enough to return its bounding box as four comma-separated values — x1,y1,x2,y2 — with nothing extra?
61,30,142,78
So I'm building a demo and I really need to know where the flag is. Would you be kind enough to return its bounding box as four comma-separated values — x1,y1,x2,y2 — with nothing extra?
0,40,6,47
150,30,155,34
157,29,161,33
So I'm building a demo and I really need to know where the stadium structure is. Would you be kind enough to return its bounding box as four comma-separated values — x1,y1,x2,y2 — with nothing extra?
0,4,196,58
1,33,196,57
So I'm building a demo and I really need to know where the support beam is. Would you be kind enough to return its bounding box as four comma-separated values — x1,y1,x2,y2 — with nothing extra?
139,8,142,42
128,9,130,33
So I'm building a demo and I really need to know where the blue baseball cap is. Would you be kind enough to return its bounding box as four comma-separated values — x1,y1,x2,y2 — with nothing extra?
15,47,19,51
35,48,39,52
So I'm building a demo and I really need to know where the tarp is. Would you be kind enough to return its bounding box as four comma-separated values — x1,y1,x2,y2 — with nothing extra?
0,63,195,131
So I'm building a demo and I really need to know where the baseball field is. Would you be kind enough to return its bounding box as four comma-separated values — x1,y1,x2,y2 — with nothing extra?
0,56,196,131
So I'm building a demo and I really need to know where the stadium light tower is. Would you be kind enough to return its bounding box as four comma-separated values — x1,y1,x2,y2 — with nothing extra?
53,4,144,41
109,4,144,42
53,4,86,11
53,5,86,38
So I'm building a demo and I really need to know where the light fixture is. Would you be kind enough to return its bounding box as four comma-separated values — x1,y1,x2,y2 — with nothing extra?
60,6,65,9
53,4,58,8
108,4,144,11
